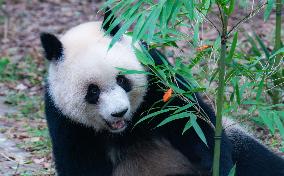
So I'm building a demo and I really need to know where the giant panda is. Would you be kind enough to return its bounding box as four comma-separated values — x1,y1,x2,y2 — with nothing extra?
40,9,284,176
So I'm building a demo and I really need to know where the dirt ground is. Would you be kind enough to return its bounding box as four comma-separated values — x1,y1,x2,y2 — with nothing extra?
0,0,283,175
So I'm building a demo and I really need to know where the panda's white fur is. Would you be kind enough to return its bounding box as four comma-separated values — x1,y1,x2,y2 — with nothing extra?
47,22,147,132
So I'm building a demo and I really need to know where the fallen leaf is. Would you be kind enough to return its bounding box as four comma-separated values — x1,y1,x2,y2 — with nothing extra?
196,45,212,52
33,158,45,164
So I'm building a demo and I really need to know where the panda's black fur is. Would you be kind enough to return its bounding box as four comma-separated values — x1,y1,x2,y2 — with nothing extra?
224,122,284,176
41,9,284,176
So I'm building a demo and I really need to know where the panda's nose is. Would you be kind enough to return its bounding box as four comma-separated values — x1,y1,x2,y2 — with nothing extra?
111,108,128,117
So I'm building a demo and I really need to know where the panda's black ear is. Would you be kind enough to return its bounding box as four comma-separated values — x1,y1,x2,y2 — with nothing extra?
102,7,120,36
40,33,63,61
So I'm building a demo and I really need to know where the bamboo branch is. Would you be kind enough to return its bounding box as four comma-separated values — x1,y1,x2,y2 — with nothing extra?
196,8,221,35
227,2,267,36
217,4,224,28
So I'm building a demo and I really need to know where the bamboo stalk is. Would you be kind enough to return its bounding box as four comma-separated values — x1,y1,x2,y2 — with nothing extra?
212,11,228,176
271,0,283,107
275,0,282,53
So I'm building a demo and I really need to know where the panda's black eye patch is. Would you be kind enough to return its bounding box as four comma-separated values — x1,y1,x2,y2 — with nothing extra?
116,75,132,92
85,84,100,104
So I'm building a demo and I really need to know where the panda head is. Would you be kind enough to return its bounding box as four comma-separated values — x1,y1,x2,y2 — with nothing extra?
40,21,147,133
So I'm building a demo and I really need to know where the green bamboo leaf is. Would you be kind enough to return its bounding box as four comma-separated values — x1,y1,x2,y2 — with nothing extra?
156,69,167,81
125,0,143,16
213,36,221,51
105,15,124,35
209,70,219,85
135,108,178,126
182,119,193,135
161,0,175,31
246,34,261,56
260,110,275,134
137,4,163,42
267,104,284,109
156,51,170,67
132,13,146,43
234,79,241,105
109,13,140,49
254,33,270,59
161,6,167,33
225,69,237,84
134,47,155,65
177,71,195,86
234,63,254,80
175,76,192,90
147,4,164,43
216,0,230,6
243,100,260,105
227,0,236,15
173,103,195,115
189,52,203,69
201,0,211,16
169,1,183,24
181,63,193,74
278,111,284,120
193,23,200,47
157,112,191,127
184,0,195,20
0,58,9,74
269,47,284,58
104,0,134,34
256,78,264,101
191,114,208,146
102,9,117,32
187,87,206,93
273,113,284,140
228,164,236,176
116,67,151,75
165,0,175,22
226,32,238,63
264,0,274,21
168,82,186,94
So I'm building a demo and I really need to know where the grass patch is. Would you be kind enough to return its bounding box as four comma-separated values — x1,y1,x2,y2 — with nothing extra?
22,125,51,157
5,92,44,119
0,56,45,85
1,56,46,119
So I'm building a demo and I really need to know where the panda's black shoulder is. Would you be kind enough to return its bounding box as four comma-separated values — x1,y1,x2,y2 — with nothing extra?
225,125,284,176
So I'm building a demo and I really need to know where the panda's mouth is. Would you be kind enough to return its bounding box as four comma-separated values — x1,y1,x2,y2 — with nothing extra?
105,119,127,131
